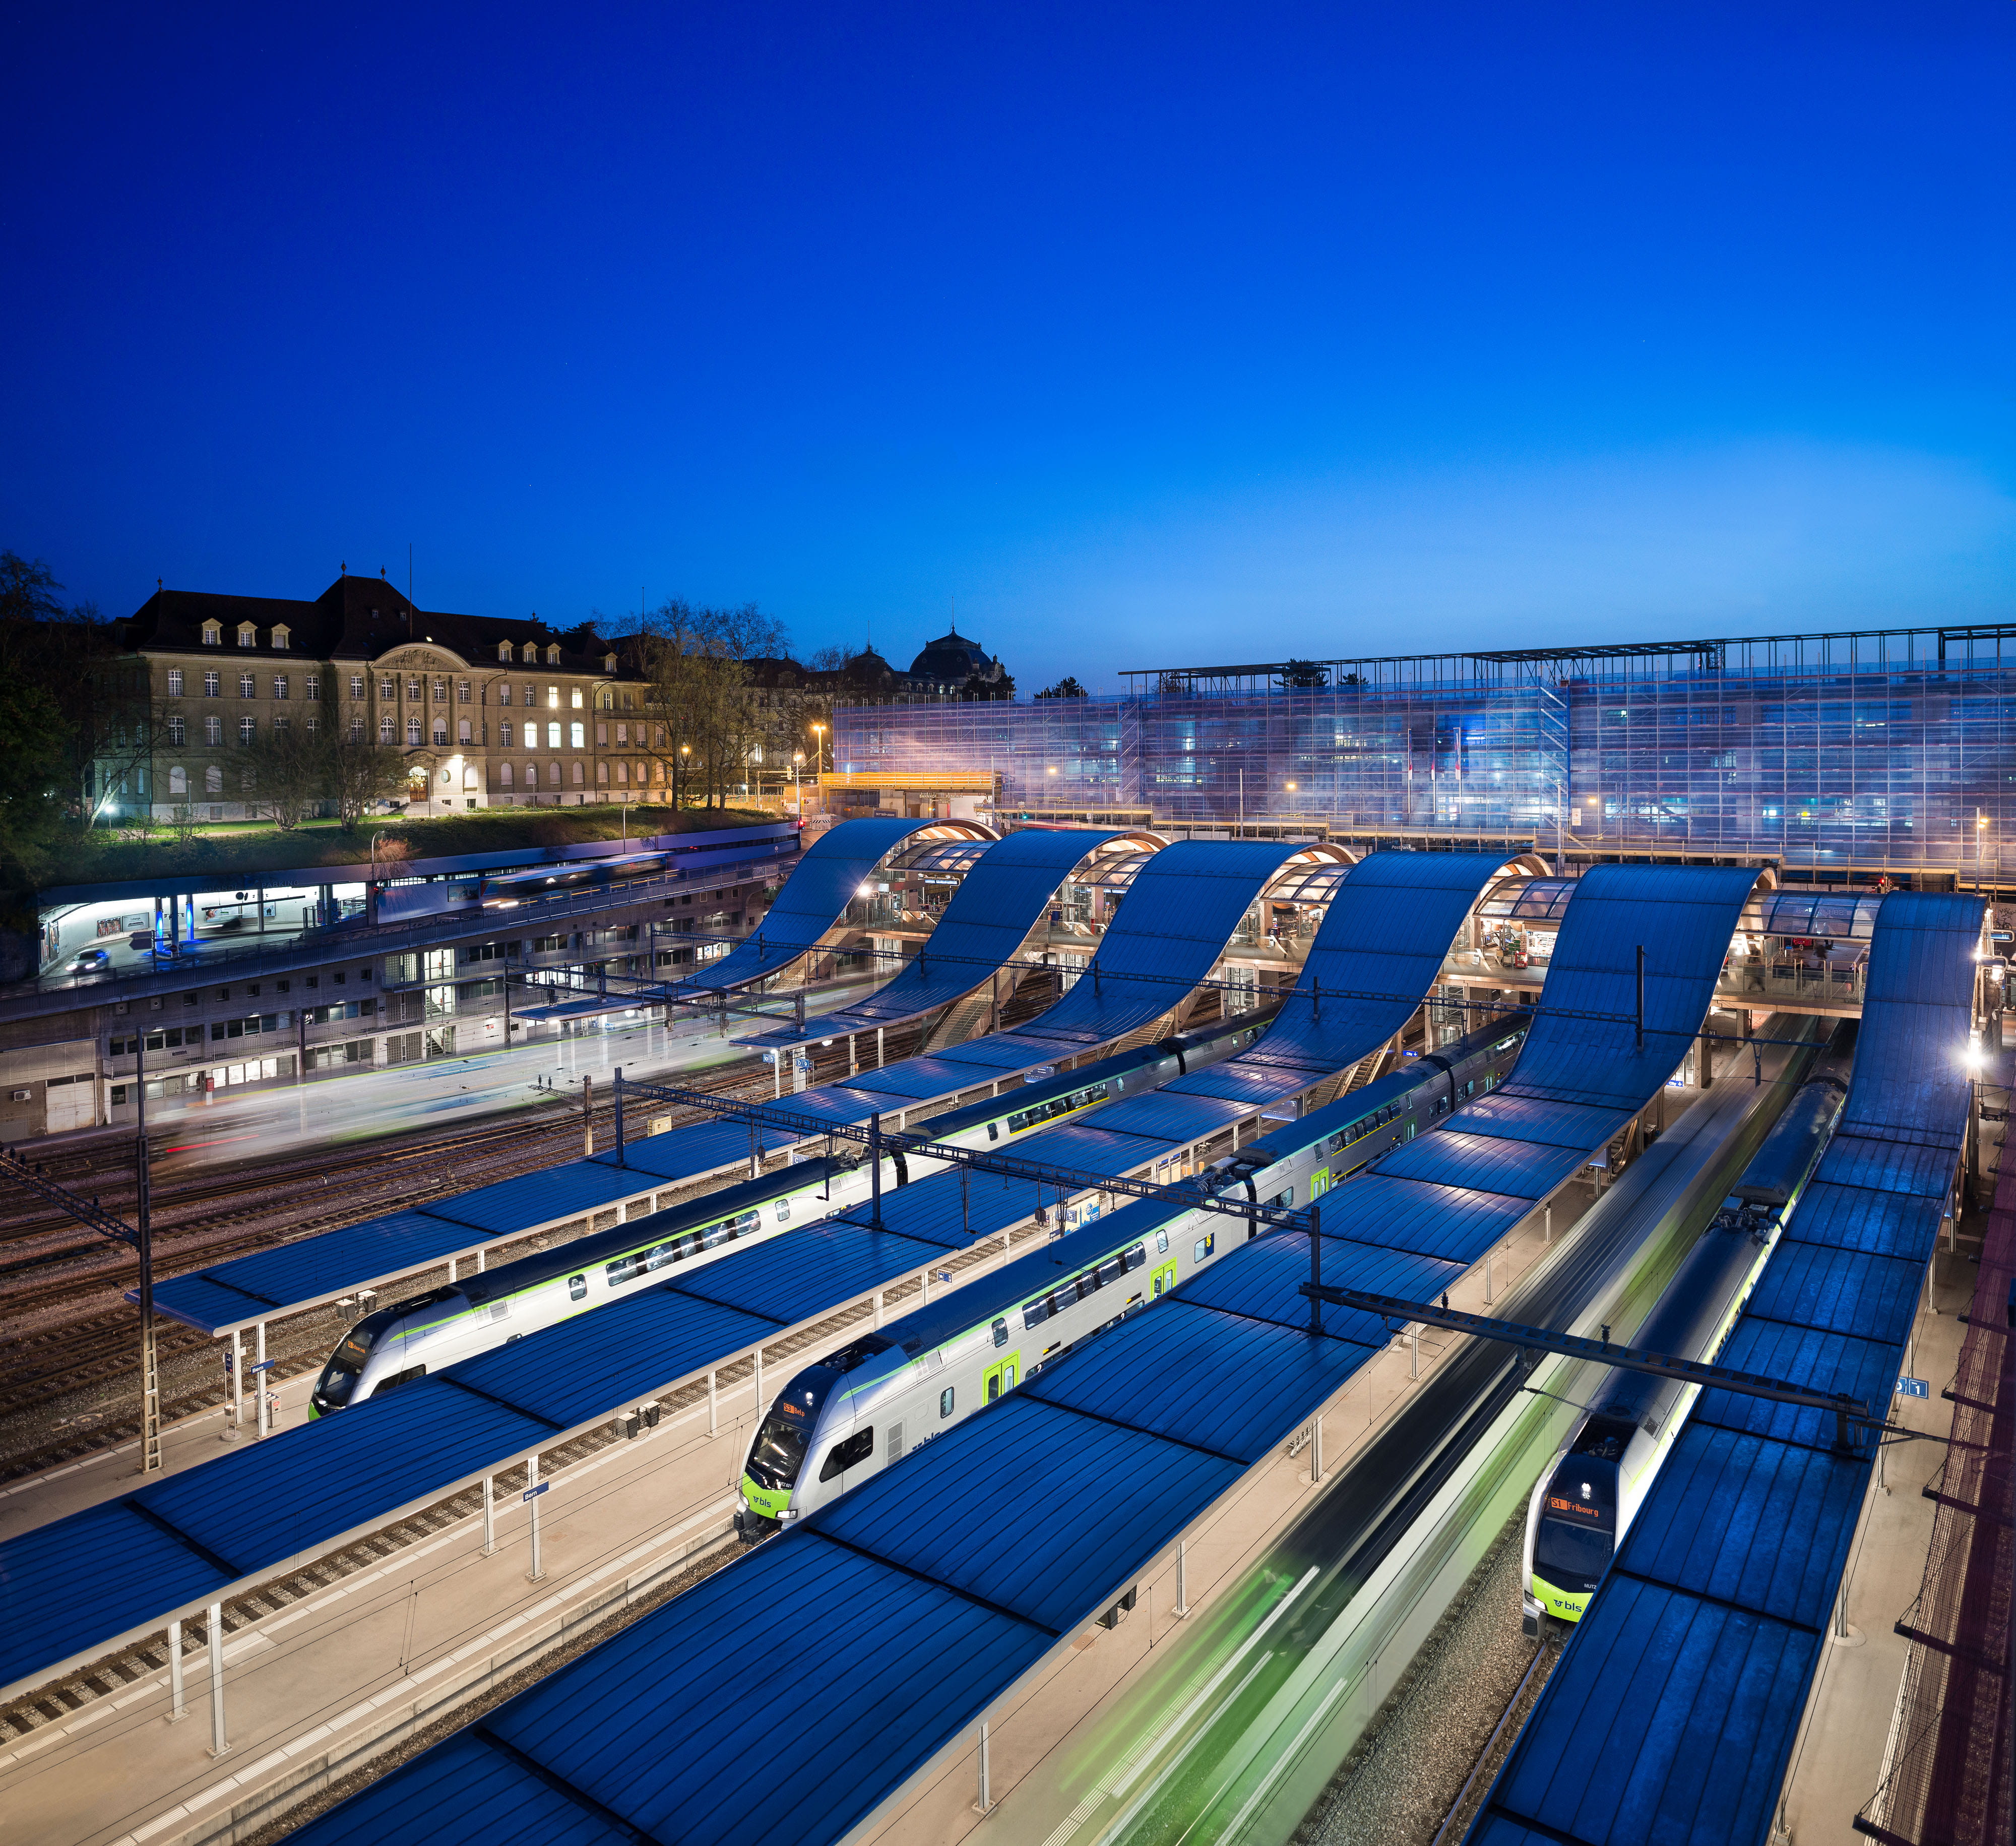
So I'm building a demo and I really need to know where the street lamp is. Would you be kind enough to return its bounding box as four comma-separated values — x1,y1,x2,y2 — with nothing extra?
810,722,826,778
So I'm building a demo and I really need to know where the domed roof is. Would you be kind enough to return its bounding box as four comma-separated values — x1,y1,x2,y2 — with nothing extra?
909,627,996,680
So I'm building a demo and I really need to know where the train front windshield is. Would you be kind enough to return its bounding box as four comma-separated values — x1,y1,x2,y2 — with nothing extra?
746,1414,811,1489
312,1324,379,1410
1534,1465,1617,1593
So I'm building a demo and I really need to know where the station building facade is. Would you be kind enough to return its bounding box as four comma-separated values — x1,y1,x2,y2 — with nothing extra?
113,573,679,820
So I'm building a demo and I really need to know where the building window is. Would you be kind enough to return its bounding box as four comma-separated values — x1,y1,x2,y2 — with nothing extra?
615,721,627,744
380,676,396,700
271,625,290,650
168,765,187,794
380,715,396,744
522,683,534,706
546,721,561,749
166,715,186,746
204,716,223,746
238,673,255,699
432,718,449,745
569,721,585,748
350,717,365,743
201,621,221,646
272,675,288,700
272,714,290,735
498,640,514,662
499,683,513,705
596,722,608,746
597,760,609,784
238,716,256,746
305,675,321,701
237,624,256,647
463,765,478,790
572,760,585,785
407,677,422,700
546,685,559,709
428,678,444,702
570,687,583,709
350,674,365,699
305,716,320,739
166,668,183,697
616,759,628,783
204,671,220,697
458,718,472,744
205,764,223,793
500,720,514,747
457,680,471,703
546,644,560,664
499,761,514,786
407,717,423,746
524,761,538,788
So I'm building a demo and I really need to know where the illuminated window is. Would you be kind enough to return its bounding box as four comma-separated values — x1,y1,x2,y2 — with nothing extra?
546,685,559,709
546,721,561,749
569,721,585,748
406,717,422,746
570,687,583,709
379,715,396,744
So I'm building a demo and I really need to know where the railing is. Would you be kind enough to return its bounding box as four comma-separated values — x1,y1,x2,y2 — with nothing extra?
8,845,801,1015
1438,950,1869,1011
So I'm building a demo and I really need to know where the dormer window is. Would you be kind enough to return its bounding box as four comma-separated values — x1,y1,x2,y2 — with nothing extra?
498,641,515,662
604,652,617,672
545,644,560,665
201,621,222,646
237,624,256,648
271,625,290,650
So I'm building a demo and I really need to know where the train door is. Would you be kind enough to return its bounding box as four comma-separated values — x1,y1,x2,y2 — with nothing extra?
1310,1167,1332,1198
983,1350,1021,1403
1152,1260,1178,1298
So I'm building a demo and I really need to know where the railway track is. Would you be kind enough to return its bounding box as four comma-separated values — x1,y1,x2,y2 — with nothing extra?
0,990,997,1475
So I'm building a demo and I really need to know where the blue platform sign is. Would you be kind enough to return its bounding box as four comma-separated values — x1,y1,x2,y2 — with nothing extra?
1896,1377,1929,1399
522,1481,550,1502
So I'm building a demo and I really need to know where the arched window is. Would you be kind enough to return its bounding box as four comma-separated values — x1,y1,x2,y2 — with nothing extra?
168,765,187,795
500,720,514,747
205,764,223,793
572,760,585,785
524,761,538,788
616,760,629,784
431,718,448,746
458,718,472,744
379,715,396,744
597,761,609,784
406,717,422,746
498,762,514,786
463,766,478,789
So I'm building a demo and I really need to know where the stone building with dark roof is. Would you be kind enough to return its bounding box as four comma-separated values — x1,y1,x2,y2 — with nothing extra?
112,572,671,819
905,627,1008,696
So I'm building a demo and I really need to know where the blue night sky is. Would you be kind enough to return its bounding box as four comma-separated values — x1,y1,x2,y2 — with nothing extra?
4,3,2011,691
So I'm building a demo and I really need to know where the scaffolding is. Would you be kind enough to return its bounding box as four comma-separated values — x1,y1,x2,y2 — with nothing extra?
832,622,2016,883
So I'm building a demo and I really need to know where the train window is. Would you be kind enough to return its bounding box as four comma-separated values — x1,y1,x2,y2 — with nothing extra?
1155,1229,1170,1255
775,1197,791,1222
817,1428,873,1481
371,1364,427,1398
1123,1243,1147,1271
488,1302,509,1321
1097,1257,1124,1287
1193,1233,1215,1262
991,1318,1008,1348
1464,1080,1475,1097
939,1387,955,1418
568,1274,587,1302
647,1240,680,1271
987,1123,999,1141
1023,1298,1050,1330
702,1220,732,1250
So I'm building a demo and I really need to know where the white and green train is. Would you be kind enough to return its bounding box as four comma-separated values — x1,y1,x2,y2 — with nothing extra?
307,1010,1274,1418
736,1017,1530,1532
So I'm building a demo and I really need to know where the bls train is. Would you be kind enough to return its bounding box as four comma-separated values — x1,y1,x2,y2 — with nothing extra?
736,1015,1530,1532
308,1007,1273,1417
1521,1058,1850,1633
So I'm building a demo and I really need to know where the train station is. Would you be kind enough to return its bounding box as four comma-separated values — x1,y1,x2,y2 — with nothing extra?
0,617,2006,1846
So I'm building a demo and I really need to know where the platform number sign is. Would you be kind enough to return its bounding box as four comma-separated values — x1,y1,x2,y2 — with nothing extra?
1895,1377,1929,1399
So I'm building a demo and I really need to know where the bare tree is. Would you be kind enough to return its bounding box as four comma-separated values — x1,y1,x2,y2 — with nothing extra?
632,599,789,808
322,730,411,831
239,723,326,830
